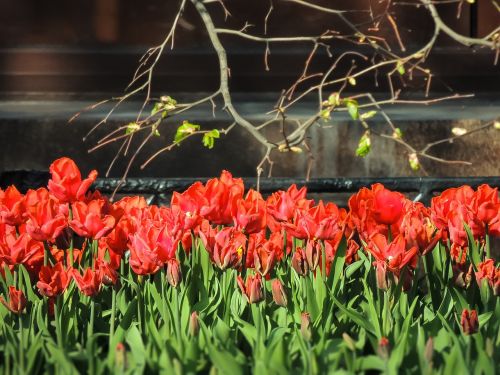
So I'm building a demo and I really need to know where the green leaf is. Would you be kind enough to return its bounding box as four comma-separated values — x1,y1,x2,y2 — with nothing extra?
125,122,140,135
360,110,377,120
356,131,371,157
330,238,347,294
174,121,200,145
199,320,244,375
126,325,146,372
202,129,220,149
320,109,331,121
397,61,405,75
327,93,340,106
345,100,359,120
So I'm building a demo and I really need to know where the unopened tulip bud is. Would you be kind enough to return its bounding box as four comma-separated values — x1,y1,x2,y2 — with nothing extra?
305,241,320,271
461,309,478,335
453,264,472,289
342,333,356,351
237,274,264,304
167,259,182,288
409,153,420,171
301,312,312,341
424,337,434,363
115,342,128,371
189,311,200,336
271,279,288,307
0,286,27,314
292,248,309,276
376,262,388,290
378,337,390,359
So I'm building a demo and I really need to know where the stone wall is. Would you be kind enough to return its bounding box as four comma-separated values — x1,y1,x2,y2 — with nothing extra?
0,98,498,178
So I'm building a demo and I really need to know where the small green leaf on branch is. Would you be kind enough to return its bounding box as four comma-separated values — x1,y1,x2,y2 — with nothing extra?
174,121,200,145
356,131,371,157
202,129,220,149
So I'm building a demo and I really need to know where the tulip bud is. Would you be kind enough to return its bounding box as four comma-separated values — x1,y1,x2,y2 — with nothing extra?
115,342,128,371
409,153,420,171
271,279,288,307
305,240,320,271
0,286,27,314
424,337,434,363
300,312,312,341
189,311,200,336
237,274,264,304
291,248,309,276
460,309,478,335
378,337,390,359
453,264,472,289
375,262,388,290
342,333,356,351
166,259,182,288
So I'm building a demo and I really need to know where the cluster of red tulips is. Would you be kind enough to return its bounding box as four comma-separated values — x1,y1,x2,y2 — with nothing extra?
0,157,499,314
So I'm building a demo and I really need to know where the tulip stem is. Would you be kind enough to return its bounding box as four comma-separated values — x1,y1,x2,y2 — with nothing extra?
109,286,116,349
17,269,25,373
321,241,326,282
137,276,143,334
55,296,64,350
18,313,24,373
69,207,74,266
485,233,490,259
173,287,184,357
88,298,96,375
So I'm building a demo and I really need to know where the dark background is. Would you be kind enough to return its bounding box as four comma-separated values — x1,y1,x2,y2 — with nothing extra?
0,0,498,179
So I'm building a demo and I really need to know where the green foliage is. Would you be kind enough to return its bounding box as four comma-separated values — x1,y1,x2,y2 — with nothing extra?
174,121,201,145
0,234,499,374
356,131,371,157
202,129,220,149
344,99,359,120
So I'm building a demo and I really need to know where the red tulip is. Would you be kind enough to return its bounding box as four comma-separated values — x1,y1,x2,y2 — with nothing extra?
237,273,264,304
399,201,441,255
253,240,277,276
110,196,148,221
48,157,97,203
234,189,267,234
366,233,417,275
460,309,478,335
70,200,115,239
95,258,119,286
70,267,102,297
37,262,70,297
285,201,343,241
171,182,206,230
104,217,135,255
475,259,500,295
266,184,311,231
128,224,164,275
26,196,68,242
0,186,25,225
371,185,405,225
210,227,246,271
0,286,27,314
0,232,44,267
201,171,244,225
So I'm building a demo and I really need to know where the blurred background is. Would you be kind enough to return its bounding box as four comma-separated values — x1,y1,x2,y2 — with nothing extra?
0,0,498,178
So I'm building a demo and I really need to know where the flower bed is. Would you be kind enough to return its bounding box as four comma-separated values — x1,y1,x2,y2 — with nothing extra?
0,157,499,374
